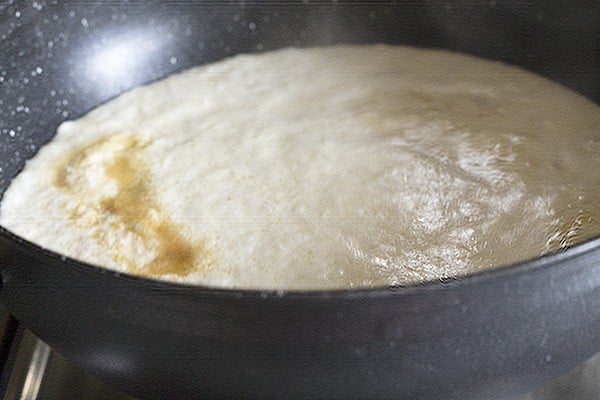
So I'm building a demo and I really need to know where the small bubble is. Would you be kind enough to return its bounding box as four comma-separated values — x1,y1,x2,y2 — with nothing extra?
36,66,43,74
233,14,241,22
50,89,56,96
545,354,552,362
81,18,88,27
248,22,256,30
69,10,75,17
256,43,264,51
169,57,177,65
8,129,15,137
15,10,21,18
62,110,69,118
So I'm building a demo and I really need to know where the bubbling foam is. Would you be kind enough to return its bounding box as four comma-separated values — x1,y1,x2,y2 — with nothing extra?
1,45,599,289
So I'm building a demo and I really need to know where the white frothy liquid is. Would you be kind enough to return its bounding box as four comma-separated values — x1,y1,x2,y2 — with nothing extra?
1,45,599,289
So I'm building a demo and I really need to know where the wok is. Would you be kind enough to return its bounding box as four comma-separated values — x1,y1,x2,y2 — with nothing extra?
1,1,599,399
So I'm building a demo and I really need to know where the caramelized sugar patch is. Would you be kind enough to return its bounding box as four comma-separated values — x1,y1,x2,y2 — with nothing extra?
53,133,214,276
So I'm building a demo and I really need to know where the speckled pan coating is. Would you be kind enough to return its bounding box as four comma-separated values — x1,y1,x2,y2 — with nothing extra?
0,1,599,399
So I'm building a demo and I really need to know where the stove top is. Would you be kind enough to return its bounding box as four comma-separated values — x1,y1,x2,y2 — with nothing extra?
1,304,599,400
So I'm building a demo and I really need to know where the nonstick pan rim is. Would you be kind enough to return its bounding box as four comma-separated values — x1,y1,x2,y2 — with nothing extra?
2,225,599,299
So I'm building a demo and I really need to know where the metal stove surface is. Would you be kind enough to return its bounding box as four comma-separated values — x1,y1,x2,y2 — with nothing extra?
0,304,134,400
1,304,599,400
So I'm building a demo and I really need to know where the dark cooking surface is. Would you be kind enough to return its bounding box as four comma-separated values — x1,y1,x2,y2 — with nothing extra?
1,1,600,399
1,316,600,400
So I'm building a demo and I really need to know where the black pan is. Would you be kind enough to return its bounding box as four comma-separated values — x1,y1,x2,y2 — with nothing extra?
1,1,599,399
